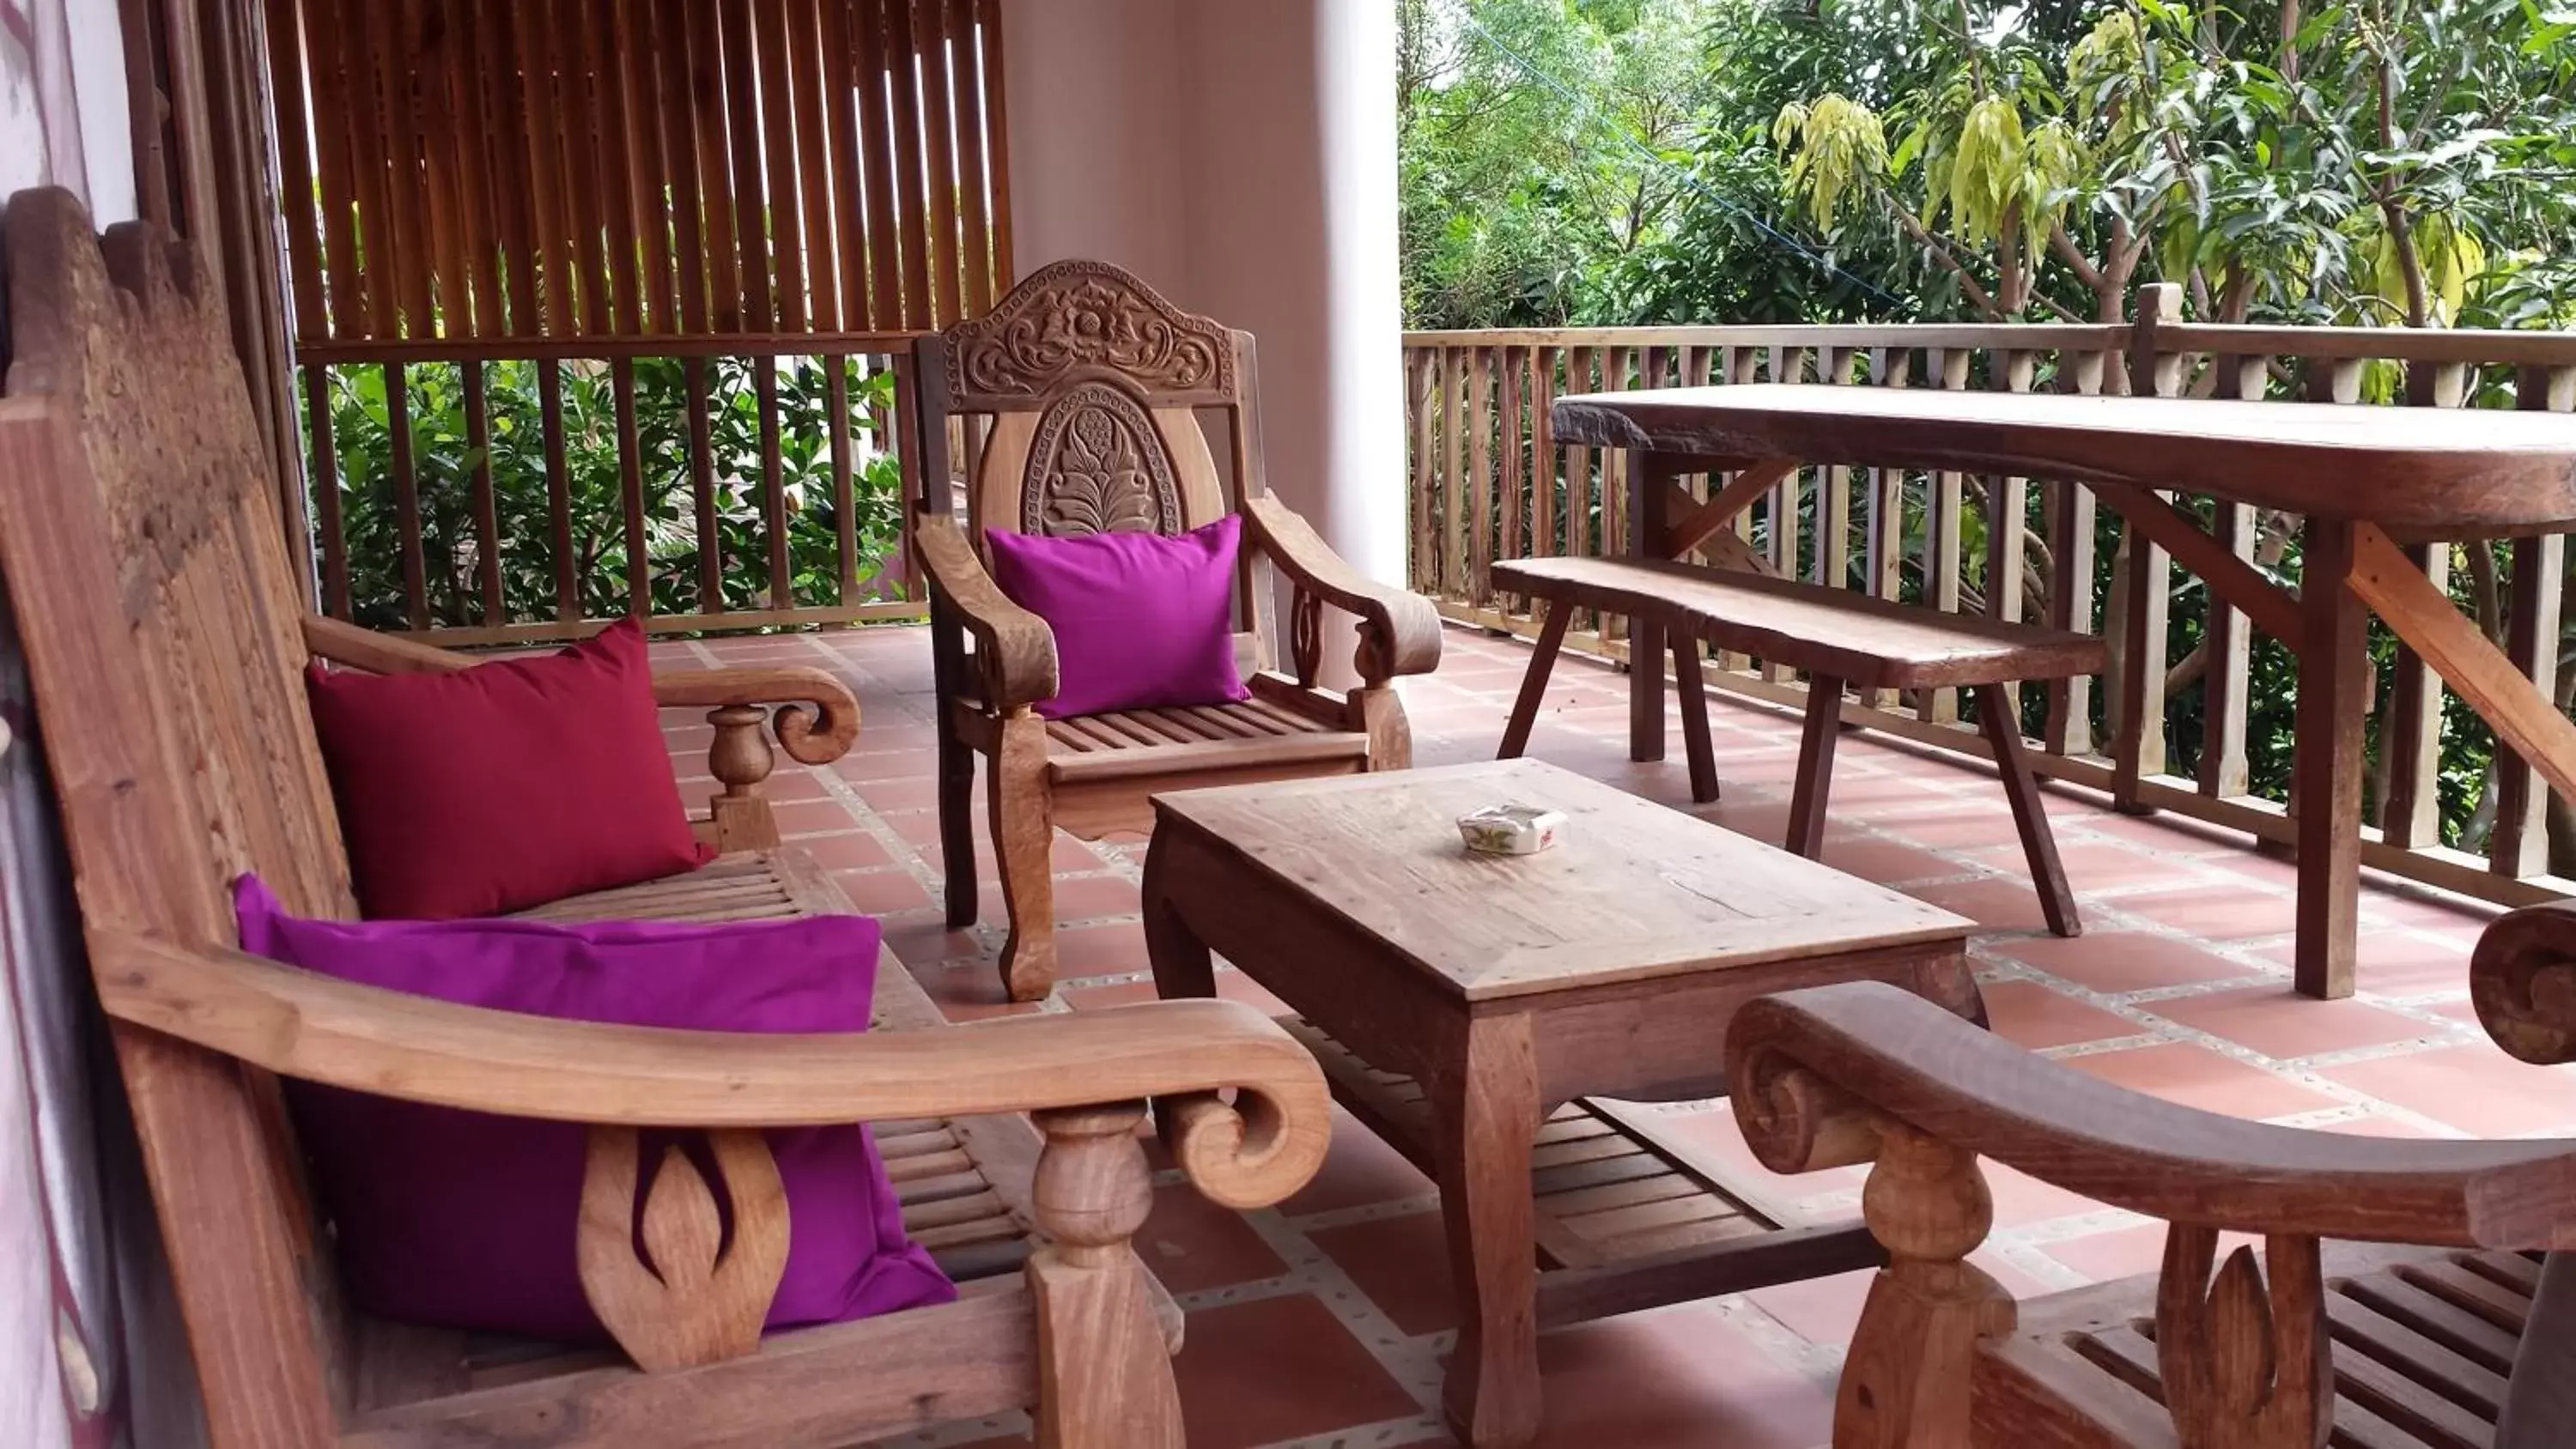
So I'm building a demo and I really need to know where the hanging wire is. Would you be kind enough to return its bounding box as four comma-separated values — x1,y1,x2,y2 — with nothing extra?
1455,11,1922,317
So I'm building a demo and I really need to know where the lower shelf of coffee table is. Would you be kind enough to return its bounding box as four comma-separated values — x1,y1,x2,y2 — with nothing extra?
1279,1017,1886,1323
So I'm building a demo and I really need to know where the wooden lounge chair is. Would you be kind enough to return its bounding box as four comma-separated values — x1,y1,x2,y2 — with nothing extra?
911,260,1443,1002
0,188,1331,1448
1724,905,2576,1447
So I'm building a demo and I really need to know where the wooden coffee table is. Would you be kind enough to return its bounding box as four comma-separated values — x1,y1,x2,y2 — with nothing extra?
1141,759,1981,1447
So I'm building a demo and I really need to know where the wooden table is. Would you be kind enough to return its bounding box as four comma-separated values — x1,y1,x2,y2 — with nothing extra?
1140,759,1978,1446
1550,382,2576,999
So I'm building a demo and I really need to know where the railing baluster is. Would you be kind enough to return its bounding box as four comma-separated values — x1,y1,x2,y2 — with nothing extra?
305,362,355,621
685,356,721,614
756,361,791,611
2379,360,2471,843
2111,287,2181,808
1533,346,1558,560
827,357,859,607
462,361,503,627
2494,363,2576,876
1499,346,1525,581
386,361,429,631
1602,345,1631,647
538,359,578,621
2045,346,2105,758
1443,345,1465,606
1986,349,2033,721
1467,346,1494,609
612,359,649,620
1922,348,1970,724
1566,346,1597,640
1422,347,1443,591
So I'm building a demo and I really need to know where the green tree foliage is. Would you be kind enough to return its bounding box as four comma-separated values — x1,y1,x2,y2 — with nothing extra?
1400,0,2576,854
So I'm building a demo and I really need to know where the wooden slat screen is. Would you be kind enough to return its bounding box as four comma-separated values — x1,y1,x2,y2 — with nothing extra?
267,0,1011,345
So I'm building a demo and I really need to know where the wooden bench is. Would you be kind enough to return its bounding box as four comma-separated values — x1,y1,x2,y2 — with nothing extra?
0,186,1332,1449
1493,554,2108,937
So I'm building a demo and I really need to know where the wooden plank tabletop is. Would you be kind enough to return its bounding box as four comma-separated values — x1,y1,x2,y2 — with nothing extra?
1548,383,2576,534
1151,759,1971,1001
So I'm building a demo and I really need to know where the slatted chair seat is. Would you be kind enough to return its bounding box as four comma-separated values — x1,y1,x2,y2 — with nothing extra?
1986,1244,2540,1447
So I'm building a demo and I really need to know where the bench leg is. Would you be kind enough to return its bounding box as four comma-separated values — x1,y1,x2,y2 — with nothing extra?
1498,599,1571,761
1630,612,1667,763
1979,684,2081,937
1671,636,1720,804
1785,676,1844,858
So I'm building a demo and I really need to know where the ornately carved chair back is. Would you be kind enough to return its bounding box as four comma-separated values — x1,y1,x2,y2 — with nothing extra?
1,187,355,1440
914,261,1270,640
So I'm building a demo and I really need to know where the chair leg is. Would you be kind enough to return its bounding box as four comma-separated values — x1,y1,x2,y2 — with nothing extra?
1353,684,1412,772
938,714,979,930
1028,1105,1185,1449
1498,599,1571,760
1671,634,1720,804
1979,684,2081,937
990,712,1060,1002
1785,676,1844,858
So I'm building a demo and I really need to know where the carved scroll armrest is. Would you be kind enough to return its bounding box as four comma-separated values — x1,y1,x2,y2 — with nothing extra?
914,512,1059,712
653,667,860,768
1240,491,1442,685
94,929,1327,1210
1728,981,2576,1248
2474,899,2576,1065
100,930,1326,1379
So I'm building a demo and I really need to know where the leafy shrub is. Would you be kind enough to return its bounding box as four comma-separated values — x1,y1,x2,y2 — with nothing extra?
315,354,908,632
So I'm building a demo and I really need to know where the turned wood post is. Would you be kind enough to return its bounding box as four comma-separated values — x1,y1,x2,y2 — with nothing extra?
705,703,782,852
1838,1125,2017,1449
1028,1103,1183,1449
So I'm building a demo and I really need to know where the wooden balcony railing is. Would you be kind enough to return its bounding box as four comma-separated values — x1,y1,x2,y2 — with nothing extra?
1403,311,2576,909
299,332,930,646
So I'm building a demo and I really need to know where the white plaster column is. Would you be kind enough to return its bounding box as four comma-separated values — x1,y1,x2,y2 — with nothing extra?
1172,0,1405,597
999,0,1411,675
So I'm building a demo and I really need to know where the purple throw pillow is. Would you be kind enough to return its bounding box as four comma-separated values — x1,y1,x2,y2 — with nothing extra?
984,514,1252,720
233,875,955,1344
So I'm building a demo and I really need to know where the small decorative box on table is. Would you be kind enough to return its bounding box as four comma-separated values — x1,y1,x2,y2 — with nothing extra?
1141,758,1981,1448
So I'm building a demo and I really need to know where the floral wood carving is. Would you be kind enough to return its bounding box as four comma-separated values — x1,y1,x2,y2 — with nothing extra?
1022,384,1182,537
950,259,1233,400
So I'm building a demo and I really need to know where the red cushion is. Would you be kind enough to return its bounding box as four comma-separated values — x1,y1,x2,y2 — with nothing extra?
307,620,710,919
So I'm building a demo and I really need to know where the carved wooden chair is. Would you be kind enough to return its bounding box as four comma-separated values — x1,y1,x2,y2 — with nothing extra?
1725,905,2576,1448
912,261,1443,1001
0,188,1331,1448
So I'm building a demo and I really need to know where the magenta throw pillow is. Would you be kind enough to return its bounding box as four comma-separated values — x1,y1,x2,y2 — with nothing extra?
984,514,1251,719
234,875,954,1344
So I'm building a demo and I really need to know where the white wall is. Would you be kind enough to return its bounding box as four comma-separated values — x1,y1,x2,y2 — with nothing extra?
998,0,1405,617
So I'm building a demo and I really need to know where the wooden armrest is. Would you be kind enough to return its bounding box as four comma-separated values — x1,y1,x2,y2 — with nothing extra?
1727,981,2576,1249
95,930,1328,1211
2475,898,2576,1065
302,614,472,674
303,615,860,766
653,668,859,766
914,512,1059,712
1240,491,1442,682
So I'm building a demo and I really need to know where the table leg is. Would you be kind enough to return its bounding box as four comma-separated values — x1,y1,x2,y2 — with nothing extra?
1629,448,1667,763
1431,1013,1543,1447
1140,836,1219,1149
2294,519,2366,1000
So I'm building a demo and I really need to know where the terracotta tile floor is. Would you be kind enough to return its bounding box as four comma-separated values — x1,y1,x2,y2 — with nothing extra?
651,623,2567,1449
